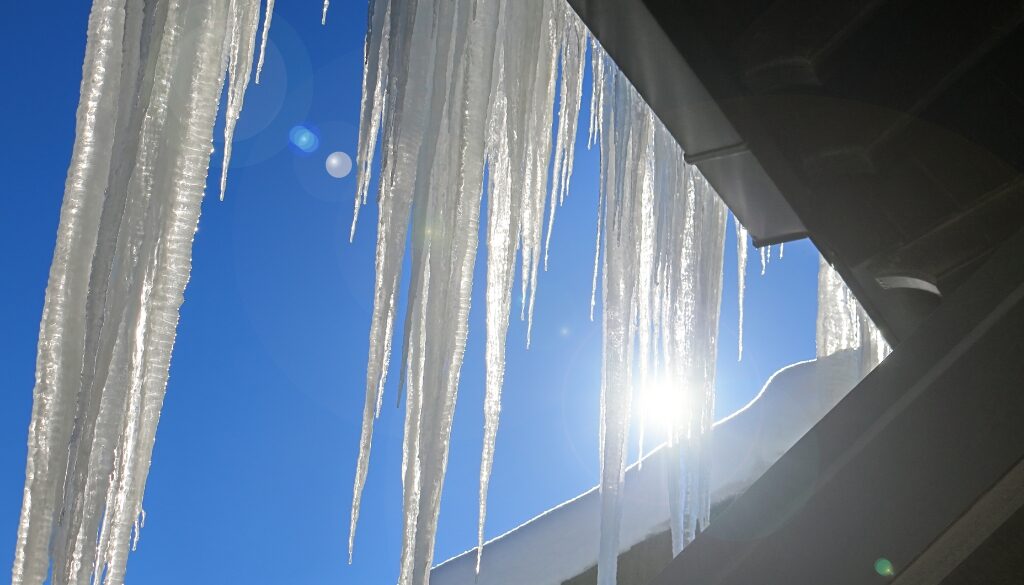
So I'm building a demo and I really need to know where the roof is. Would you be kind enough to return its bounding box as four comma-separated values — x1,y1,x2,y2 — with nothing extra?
566,0,1024,345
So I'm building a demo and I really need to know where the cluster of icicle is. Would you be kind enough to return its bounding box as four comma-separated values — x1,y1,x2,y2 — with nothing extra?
345,1,727,585
15,1,891,585
593,55,728,573
816,258,891,378
12,1,274,584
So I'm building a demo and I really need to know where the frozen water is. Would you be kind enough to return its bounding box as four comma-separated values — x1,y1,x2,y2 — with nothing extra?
13,2,271,584
346,3,728,584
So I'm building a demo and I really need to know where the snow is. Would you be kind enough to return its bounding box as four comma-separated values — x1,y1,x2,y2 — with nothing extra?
431,350,866,585
13,2,270,584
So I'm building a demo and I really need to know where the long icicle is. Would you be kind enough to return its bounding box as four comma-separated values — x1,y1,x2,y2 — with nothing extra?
734,216,748,361
476,0,517,573
13,1,129,581
254,0,275,84
219,0,262,200
346,3,730,585
15,1,265,582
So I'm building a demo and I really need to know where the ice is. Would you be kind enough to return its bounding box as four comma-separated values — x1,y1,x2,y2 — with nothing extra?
590,59,727,582
255,0,275,84
346,4,730,584
734,217,748,360
14,1,263,583
219,0,262,200
17,3,884,585
349,0,391,240
543,8,588,271
816,256,891,379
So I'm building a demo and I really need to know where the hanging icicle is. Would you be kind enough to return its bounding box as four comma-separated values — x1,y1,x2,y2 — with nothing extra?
816,256,891,380
14,1,271,584
734,217,748,361
345,1,599,580
19,2,854,585
255,0,276,84
592,56,727,582
347,2,728,584
220,0,263,200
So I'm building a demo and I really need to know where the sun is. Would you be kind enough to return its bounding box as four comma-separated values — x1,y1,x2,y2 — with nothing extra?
638,378,682,435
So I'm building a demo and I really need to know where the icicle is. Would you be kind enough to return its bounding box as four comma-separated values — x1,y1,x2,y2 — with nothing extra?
219,0,261,201
347,4,728,585
543,5,588,270
593,60,727,585
816,256,891,380
13,2,130,582
588,38,605,149
589,42,607,321
349,0,445,563
255,0,275,84
475,2,522,572
779,241,784,259
322,0,330,25
759,245,767,276
517,0,561,348
734,217,747,361
350,0,393,241
16,0,260,583
589,177,605,321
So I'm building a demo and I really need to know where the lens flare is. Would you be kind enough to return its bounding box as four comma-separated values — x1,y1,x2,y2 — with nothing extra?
289,125,319,153
640,379,679,433
325,151,353,178
874,558,895,577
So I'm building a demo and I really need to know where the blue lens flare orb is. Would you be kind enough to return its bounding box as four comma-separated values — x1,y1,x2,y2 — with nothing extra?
289,125,319,153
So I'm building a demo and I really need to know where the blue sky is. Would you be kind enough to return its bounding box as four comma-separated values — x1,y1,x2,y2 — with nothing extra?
0,2,820,583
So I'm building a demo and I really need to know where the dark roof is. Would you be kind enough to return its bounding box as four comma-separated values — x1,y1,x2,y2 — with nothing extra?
567,0,1024,344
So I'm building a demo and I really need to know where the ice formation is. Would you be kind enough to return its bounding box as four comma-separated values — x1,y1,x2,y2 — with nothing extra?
345,1,727,584
816,257,890,377
592,52,728,573
16,2,892,585
734,218,748,360
255,0,276,84
13,1,270,584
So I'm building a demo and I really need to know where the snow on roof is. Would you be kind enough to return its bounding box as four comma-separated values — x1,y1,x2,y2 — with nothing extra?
431,350,863,585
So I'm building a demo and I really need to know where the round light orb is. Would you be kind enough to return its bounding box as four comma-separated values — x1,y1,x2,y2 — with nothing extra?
289,125,319,153
325,151,353,179
874,558,895,577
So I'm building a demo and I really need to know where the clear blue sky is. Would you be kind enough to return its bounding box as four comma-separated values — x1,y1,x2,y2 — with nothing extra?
0,3,820,583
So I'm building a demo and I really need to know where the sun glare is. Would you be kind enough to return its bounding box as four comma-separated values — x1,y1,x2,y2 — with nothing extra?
639,379,681,435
